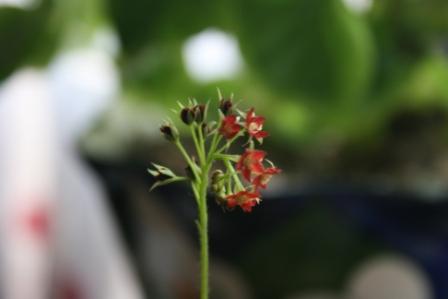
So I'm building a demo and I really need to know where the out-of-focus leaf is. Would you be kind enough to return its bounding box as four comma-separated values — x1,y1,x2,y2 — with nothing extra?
367,0,448,97
234,0,374,102
108,0,241,98
108,0,218,55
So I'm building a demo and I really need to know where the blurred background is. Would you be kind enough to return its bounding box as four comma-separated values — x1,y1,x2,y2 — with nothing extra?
0,0,447,298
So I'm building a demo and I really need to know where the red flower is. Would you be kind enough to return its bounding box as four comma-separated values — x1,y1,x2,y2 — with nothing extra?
236,149,266,181
245,108,269,142
252,167,281,189
226,190,260,212
219,115,241,139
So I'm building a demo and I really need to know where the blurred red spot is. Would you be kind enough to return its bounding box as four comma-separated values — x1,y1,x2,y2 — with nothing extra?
22,205,51,241
59,279,84,299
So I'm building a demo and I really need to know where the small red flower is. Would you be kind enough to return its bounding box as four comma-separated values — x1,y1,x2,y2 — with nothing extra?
219,115,242,139
226,190,260,212
245,108,269,142
236,149,266,181
252,167,281,189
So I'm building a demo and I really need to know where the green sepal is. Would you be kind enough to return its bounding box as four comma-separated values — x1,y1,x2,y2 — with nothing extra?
151,163,176,177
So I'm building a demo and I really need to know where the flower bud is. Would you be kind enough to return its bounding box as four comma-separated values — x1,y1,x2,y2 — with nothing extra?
211,170,225,195
180,108,195,125
219,99,233,115
193,104,206,123
160,123,178,142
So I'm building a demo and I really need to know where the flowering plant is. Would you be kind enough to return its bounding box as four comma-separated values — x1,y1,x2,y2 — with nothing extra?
148,91,281,298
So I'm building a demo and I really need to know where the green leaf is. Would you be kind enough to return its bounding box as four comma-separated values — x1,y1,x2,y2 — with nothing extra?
149,176,188,192
234,0,374,102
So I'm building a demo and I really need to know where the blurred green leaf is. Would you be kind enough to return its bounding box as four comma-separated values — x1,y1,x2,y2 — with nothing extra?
234,0,374,102
0,1,57,79
108,0,218,55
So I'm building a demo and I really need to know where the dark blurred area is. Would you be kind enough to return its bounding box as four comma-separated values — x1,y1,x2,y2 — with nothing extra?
1,0,448,298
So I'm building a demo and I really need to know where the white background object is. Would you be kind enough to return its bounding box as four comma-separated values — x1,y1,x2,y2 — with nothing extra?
182,28,243,83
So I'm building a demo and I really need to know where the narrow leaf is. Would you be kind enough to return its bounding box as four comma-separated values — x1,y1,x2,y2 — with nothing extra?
149,176,188,192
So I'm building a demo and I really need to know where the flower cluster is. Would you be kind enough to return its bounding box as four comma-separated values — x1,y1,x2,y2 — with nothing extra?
214,101,280,212
149,93,281,213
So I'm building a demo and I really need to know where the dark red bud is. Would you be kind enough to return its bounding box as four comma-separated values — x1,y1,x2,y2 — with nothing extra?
180,108,195,125
219,99,233,115
193,104,206,123
160,124,178,141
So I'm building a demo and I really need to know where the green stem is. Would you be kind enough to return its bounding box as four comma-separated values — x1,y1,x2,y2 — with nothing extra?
214,153,239,162
191,125,205,165
197,124,207,164
196,164,210,299
223,159,244,191
179,128,225,299
207,134,222,164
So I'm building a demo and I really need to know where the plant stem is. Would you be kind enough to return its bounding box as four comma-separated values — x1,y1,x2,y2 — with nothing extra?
197,164,210,299
191,125,205,165
197,124,207,164
224,159,244,191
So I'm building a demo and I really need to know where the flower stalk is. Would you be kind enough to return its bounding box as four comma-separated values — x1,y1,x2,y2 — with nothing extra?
148,93,281,298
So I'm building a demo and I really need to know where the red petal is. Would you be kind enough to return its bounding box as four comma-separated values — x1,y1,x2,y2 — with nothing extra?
255,131,269,139
241,200,257,212
250,162,265,174
253,176,267,189
226,195,238,208
246,108,255,120
250,149,266,161
225,115,237,123
265,167,281,174
242,168,251,181
252,116,265,125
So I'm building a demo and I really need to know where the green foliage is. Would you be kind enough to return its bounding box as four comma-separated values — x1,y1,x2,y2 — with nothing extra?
108,0,218,55
2,0,448,149
0,0,110,80
0,1,57,80
234,0,374,103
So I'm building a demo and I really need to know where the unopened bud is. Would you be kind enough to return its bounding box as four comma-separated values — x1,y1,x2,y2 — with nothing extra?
193,104,206,123
211,170,225,194
160,124,178,142
219,99,233,115
180,108,195,125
